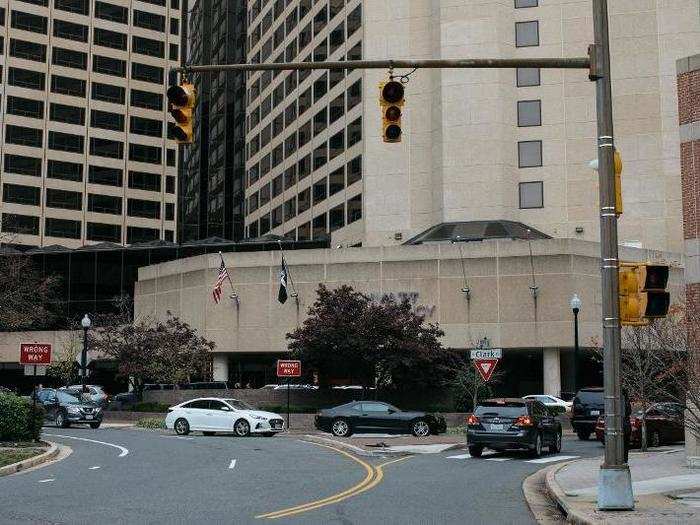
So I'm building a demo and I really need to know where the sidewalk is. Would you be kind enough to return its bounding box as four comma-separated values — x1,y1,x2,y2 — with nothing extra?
545,448,700,523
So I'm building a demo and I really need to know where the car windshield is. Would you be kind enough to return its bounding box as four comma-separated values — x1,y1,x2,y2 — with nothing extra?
56,391,82,404
224,399,254,410
576,390,603,404
475,403,527,417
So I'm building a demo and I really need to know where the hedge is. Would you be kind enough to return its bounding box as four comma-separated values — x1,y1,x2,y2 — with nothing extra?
0,393,44,442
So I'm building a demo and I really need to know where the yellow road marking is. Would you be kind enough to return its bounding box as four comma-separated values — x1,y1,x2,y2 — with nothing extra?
256,443,412,520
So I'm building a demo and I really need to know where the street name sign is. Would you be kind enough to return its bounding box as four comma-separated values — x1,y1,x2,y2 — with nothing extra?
470,348,502,360
277,360,301,377
19,343,52,365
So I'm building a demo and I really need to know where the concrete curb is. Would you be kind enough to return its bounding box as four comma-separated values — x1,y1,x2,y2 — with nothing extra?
0,441,59,477
299,434,386,457
544,459,594,525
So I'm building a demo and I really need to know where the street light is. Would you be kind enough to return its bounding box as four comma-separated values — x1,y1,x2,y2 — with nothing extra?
570,294,582,392
81,314,91,394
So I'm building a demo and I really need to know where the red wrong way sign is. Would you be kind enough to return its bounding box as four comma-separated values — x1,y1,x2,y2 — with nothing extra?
277,359,301,378
20,343,52,365
473,359,499,382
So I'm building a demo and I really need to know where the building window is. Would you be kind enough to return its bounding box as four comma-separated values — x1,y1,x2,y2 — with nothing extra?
347,194,362,224
6,125,42,148
284,198,296,221
313,143,327,170
52,47,87,69
87,222,121,243
170,17,179,35
297,221,310,240
347,80,362,111
129,143,162,164
517,100,541,127
131,63,164,85
10,39,46,62
519,181,543,209
7,96,44,119
45,218,81,239
132,36,164,58
347,4,361,37
164,230,174,242
93,55,127,77
347,117,362,147
51,75,86,97
313,73,328,102
88,193,122,214
347,155,361,186
55,0,90,16
515,0,538,7
88,166,122,186
329,130,344,161
50,103,85,125
165,176,175,194
313,178,327,204
298,187,311,213
518,140,542,168
312,212,327,239
92,83,126,105
47,160,82,182
90,110,124,132
169,43,178,61
127,198,160,219
5,154,42,177
93,27,127,50
128,171,160,191
271,205,283,228
11,11,48,33
515,21,539,47
127,226,159,244
2,213,39,235
2,183,40,206
133,10,165,32
166,148,175,167
130,116,162,137
95,1,128,24
131,89,162,110
53,19,88,42
9,67,45,90
516,67,540,87
329,203,345,232
46,188,82,210
49,131,84,153
90,137,124,159
313,107,327,136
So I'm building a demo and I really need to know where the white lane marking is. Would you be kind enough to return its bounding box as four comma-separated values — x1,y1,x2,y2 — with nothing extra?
38,478,55,483
485,457,511,462
526,455,580,464
446,453,472,459
160,435,194,440
228,459,237,469
88,466,101,470
44,434,129,457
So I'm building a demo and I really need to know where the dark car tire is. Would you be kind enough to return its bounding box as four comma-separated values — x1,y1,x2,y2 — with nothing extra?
203,431,215,436
331,418,352,437
234,419,251,437
650,430,661,448
468,445,483,457
411,419,431,437
55,411,69,428
576,430,591,441
549,431,562,454
174,418,190,436
89,422,101,429
531,433,543,458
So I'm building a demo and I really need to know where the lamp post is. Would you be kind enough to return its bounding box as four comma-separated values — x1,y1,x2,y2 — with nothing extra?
81,314,91,394
570,294,582,392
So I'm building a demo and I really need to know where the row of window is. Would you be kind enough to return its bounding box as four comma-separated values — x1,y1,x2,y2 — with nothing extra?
248,193,361,240
2,184,173,219
1,212,169,243
4,0,180,18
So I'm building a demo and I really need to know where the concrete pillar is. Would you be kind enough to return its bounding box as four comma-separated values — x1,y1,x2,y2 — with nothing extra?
543,348,561,397
212,354,229,382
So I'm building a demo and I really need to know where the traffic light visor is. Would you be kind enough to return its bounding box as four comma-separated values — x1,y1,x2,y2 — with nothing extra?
645,292,670,318
382,81,404,103
385,106,401,122
641,265,669,290
171,108,191,124
168,122,190,142
167,83,195,107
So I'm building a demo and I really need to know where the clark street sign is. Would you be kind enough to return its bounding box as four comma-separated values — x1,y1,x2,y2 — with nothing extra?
470,348,502,360
470,348,502,382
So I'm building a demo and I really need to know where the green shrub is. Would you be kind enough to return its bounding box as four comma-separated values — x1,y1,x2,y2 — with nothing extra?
131,402,171,413
136,417,166,430
0,393,44,442
258,405,318,414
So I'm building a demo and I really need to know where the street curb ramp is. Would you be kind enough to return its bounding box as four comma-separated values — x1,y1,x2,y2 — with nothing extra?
544,459,595,525
0,441,60,477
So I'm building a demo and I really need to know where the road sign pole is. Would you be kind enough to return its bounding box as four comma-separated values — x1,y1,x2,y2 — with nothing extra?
287,377,291,431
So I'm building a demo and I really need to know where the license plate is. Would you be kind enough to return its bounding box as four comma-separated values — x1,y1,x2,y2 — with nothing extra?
590,410,600,416
490,424,505,431
85,415,93,420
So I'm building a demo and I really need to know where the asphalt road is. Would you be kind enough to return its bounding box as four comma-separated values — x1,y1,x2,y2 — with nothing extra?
1,427,603,525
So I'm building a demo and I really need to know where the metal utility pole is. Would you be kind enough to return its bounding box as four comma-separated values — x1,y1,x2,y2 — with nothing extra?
592,0,634,510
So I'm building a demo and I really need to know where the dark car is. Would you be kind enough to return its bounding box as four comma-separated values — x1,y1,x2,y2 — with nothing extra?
466,398,562,458
571,387,604,440
595,402,685,447
36,388,103,429
315,401,446,437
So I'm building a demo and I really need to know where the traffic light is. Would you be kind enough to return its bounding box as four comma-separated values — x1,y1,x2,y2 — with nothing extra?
618,263,670,325
167,81,196,144
379,80,404,143
588,148,623,215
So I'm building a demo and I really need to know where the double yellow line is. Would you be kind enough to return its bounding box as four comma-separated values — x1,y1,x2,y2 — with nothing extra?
256,443,412,520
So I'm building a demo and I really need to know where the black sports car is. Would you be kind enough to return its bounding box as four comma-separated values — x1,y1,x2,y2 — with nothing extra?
315,401,446,437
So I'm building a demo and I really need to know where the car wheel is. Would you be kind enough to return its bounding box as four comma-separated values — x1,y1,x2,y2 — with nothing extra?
576,430,590,441
203,431,215,436
89,422,101,429
650,430,661,448
531,433,543,458
234,419,251,437
468,445,483,458
411,420,431,437
331,418,351,437
55,411,68,428
174,418,190,436
550,431,562,454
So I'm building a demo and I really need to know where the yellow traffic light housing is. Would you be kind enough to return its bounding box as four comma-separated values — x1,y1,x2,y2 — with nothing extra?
167,81,196,144
613,149,622,216
379,80,404,143
619,263,670,325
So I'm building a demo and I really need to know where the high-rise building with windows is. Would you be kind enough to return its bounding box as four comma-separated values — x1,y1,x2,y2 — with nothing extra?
179,0,246,242
0,0,182,248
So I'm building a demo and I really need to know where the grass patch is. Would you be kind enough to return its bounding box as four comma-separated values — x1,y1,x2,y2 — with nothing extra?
0,448,43,468
136,417,166,430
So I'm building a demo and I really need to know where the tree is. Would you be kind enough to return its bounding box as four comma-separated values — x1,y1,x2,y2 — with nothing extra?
287,284,461,391
451,363,505,412
47,334,81,387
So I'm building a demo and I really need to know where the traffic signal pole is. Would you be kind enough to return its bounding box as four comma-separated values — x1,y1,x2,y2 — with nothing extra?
171,0,632,510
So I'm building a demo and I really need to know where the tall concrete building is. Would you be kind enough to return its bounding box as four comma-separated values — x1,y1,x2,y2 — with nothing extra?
244,0,699,251
0,0,182,248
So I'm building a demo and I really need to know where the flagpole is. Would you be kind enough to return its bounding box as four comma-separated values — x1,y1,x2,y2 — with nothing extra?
218,251,239,305
276,241,298,298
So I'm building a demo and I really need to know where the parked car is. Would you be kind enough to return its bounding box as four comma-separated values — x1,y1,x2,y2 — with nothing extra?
36,388,103,428
523,394,572,412
571,387,604,440
595,402,685,447
315,401,446,437
110,392,139,410
143,383,175,391
60,385,110,408
466,398,562,458
180,382,229,390
165,397,285,437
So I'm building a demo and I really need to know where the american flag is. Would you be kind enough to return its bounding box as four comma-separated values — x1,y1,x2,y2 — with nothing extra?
212,258,229,304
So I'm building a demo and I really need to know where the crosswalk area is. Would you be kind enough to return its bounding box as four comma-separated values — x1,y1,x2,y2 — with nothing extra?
445,451,580,464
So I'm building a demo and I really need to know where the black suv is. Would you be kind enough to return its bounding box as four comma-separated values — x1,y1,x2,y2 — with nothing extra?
36,388,103,428
571,387,604,440
466,398,562,458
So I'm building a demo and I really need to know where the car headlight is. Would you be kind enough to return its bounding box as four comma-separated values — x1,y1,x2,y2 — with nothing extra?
67,406,81,414
251,415,266,421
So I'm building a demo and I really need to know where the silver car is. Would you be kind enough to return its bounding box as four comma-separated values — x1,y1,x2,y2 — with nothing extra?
60,385,110,408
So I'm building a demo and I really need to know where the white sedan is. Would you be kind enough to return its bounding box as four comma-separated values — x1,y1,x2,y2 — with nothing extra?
523,394,573,412
165,397,285,437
